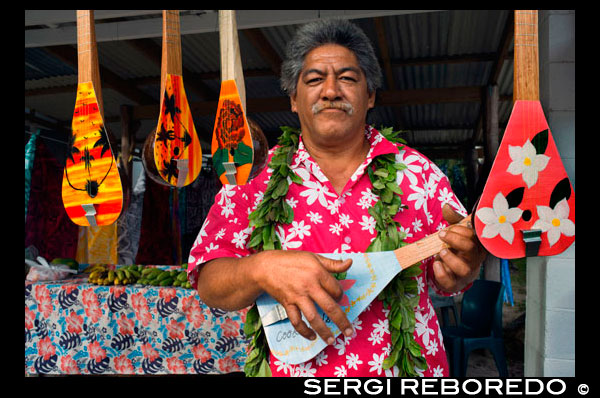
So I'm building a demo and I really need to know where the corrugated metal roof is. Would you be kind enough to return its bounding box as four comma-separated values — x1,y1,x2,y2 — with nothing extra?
25,10,515,158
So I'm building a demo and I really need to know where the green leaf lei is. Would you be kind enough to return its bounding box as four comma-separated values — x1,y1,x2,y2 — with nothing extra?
243,126,427,377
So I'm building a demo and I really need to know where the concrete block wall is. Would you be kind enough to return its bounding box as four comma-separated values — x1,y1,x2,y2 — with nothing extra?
524,10,575,377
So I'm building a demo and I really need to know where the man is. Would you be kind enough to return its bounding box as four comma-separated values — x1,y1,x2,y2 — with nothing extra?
188,18,486,377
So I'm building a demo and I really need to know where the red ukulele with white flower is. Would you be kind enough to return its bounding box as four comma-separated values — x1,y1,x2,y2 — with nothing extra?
473,10,574,258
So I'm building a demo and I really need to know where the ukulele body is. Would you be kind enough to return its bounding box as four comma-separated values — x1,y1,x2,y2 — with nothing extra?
474,100,575,258
211,79,254,185
153,73,203,187
61,82,124,226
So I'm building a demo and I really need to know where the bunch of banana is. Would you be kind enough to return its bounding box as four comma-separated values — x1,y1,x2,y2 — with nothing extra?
88,265,143,286
136,267,193,289
84,264,108,274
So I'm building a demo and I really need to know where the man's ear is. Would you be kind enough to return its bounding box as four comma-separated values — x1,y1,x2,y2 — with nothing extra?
367,90,376,109
290,92,297,113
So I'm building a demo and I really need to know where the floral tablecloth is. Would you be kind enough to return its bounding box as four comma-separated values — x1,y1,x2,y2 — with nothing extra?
25,266,249,375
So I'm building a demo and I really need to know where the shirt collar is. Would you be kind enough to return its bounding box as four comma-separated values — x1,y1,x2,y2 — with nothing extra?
292,125,399,167
290,125,400,184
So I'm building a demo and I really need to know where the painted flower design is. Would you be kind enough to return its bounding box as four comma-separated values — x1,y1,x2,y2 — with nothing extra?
507,139,550,188
476,192,523,244
532,198,575,246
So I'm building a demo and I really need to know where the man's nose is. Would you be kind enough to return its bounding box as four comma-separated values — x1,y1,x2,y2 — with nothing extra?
321,75,342,101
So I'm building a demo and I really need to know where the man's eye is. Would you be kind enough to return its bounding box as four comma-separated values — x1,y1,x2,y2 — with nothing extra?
306,77,322,84
340,76,357,82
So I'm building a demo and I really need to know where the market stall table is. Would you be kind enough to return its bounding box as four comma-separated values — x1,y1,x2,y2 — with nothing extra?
25,265,249,375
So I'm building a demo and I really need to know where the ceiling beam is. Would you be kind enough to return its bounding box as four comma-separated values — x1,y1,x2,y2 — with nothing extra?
25,10,443,47
392,51,513,67
25,10,177,26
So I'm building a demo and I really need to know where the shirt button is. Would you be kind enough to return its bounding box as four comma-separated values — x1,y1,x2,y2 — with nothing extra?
344,236,352,244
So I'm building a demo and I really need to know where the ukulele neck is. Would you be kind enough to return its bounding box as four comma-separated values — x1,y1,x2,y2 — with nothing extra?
161,11,183,92
219,10,246,111
76,10,104,118
513,10,539,102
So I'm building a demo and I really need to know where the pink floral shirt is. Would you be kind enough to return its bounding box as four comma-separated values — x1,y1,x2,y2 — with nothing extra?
188,125,467,377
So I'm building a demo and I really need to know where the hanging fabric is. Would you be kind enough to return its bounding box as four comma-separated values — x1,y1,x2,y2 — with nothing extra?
501,258,514,306
25,130,40,222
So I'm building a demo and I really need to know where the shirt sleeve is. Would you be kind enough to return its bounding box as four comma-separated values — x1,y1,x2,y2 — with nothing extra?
418,157,473,297
186,183,258,289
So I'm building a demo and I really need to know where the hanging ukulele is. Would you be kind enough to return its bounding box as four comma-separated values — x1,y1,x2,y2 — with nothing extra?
153,10,203,187
473,10,575,259
211,10,255,185
61,10,125,227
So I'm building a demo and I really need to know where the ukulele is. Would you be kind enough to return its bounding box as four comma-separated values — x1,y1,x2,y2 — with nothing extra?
473,10,575,258
153,10,203,187
61,10,125,227
211,10,255,185
256,10,576,365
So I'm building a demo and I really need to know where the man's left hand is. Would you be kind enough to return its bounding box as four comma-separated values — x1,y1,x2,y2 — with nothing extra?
432,204,488,293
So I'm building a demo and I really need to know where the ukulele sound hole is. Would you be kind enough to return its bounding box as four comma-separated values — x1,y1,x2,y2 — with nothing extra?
522,209,532,222
86,180,99,198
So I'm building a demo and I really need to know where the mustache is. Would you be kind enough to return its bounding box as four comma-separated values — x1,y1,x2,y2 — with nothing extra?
312,101,354,115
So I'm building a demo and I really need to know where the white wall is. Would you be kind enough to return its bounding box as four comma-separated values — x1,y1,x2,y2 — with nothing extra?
524,10,575,377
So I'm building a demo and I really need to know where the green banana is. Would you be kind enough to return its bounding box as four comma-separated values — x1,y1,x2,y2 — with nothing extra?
160,277,174,286
156,271,171,282
176,271,188,282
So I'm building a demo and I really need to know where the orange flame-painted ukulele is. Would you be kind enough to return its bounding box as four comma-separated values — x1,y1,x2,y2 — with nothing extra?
211,10,255,185
153,10,203,187
61,10,124,227
256,10,575,365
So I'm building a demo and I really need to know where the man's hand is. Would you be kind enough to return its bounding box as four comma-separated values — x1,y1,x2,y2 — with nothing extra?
255,250,354,345
432,204,488,293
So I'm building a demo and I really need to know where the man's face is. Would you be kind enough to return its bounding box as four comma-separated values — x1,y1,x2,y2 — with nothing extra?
290,44,375,144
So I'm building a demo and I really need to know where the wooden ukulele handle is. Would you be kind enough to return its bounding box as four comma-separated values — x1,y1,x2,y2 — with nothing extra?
160,10,183,106
513,10,539,102
393,213,472,270
76,10,103,118
219,10,246,111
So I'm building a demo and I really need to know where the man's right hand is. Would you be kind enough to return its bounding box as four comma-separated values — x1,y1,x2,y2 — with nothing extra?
253,250,354,345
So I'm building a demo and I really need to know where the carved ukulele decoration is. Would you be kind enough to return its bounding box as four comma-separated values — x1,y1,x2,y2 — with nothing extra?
153,10,203,187
211,10,255,185
256,10,575,365
61,10,125,227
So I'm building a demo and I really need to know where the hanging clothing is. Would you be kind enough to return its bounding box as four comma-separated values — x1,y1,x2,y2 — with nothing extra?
25,138,79,260
180,166,221,263
135,172,177,265
117,169,146,264
75,224,118,264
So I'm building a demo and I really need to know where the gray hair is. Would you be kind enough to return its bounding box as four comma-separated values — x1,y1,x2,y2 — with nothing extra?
280,18,383,96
